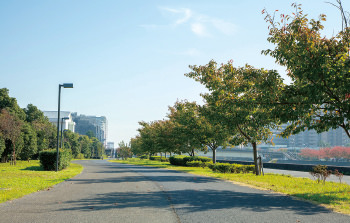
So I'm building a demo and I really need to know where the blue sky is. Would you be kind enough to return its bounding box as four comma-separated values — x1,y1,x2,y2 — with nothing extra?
1,0,349,145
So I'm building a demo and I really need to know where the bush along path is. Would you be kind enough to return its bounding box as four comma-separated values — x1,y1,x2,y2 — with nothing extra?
110,156,350,215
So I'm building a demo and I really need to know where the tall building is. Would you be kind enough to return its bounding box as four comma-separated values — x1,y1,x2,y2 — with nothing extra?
71,113,108,146
43,111,75,132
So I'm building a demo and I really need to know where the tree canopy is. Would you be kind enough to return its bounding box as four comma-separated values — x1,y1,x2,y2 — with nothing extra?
186,61,285,174
262,3,350,138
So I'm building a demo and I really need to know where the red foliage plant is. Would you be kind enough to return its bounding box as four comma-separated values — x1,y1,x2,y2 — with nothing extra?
299,147,350,160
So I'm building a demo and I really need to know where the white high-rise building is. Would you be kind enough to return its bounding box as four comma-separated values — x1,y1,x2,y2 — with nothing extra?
43,111,75,132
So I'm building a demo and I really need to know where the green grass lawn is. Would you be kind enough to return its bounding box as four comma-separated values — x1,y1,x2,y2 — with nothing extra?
110,158,350,215
0,160,83,203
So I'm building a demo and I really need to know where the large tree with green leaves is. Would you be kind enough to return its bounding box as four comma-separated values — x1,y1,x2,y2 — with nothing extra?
130,136,144,156
137,121,160,157
168,101,207,156
0,88,25,120
168,100,231,162
19,123,37,160
262,3,350,138
198,104,232,163
79,135,92,158
63,130,81,158
186,61,284,174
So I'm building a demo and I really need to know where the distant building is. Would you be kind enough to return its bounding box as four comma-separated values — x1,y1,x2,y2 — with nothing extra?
43,111,75,132
106,142,115,158
71,113,108,146
265,123,350,149
107,142,114,150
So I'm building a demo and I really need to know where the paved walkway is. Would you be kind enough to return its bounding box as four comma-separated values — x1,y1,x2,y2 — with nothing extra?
0,160,349,223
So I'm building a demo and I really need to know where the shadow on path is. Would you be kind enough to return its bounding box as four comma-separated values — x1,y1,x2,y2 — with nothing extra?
57,189,331,216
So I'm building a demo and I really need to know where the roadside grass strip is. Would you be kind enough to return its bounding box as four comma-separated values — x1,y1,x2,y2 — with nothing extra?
0,160,83,203
109,158,350,215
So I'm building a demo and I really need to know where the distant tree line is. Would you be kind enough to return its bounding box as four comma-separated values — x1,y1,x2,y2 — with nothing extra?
128,3,350,175
0,88,105,165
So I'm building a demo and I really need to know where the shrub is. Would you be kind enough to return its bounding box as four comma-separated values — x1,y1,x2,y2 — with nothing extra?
149,156,157,160
150,156,168,162
75,153,84,159
187,160,213,168
310,165,332,184
39,149,72,171
169,155,188,166
333,169,344,184
183,156,211,164
169,155,212,166
209,163,233,173
139,155,148,159
208,163,255,174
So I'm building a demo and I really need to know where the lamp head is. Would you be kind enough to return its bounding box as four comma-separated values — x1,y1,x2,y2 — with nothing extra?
62,83,73,88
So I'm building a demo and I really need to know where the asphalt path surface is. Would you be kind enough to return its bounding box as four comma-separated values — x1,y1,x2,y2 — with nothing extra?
0,160,349,223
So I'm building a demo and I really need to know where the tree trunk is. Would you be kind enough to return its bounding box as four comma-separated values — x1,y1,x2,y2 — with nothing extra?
212,148,216,164
160,152,162,158
191,149,195,156
13,141,16,166
252,142,259,175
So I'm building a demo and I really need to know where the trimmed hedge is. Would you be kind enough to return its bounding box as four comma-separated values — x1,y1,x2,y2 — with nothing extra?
169,155,212,166
150,156,168,162
187,160,213,168
169,155,188,166
139,155,148,159
208,162,255,174
39,149,72,171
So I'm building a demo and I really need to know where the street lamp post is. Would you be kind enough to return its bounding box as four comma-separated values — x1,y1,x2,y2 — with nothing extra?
56,83,73,172
61,117,69,149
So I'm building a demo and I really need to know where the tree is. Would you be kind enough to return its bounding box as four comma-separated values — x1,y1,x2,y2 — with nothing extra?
198,104,231,163
168,100,231,162
86,130,95,139
168,101,207,156
63,130,81,158
186,60,284,174
91,137,104,158
0,135,5,158
0,88,25,120
0,109,23,165
79,135,92,158
19,123,37,160
24,103,56,156
262,3,350,138
24,104,46,123
130,136,144,156
117,141,132,159
32,120,56,154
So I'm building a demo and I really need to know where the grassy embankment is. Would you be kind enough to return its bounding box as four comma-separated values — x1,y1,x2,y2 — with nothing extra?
0,160,83,203
110,158,350,215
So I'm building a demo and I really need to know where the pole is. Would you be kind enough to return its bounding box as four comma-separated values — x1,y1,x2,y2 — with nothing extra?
60,118,64,149
56,85,62,172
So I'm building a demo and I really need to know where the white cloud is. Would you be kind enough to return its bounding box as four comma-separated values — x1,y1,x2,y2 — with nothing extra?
159,7,192,25
191,23,208,37
142,7,236,37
